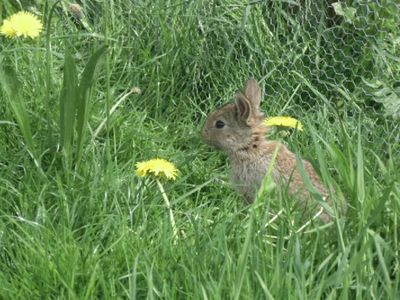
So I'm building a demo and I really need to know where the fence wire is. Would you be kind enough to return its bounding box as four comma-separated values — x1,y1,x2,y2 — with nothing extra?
240,1,399,158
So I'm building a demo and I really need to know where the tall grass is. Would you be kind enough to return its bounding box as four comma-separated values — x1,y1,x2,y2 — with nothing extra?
0,0,399,299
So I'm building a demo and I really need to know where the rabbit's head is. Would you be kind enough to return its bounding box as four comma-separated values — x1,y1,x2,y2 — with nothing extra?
202,78,266,154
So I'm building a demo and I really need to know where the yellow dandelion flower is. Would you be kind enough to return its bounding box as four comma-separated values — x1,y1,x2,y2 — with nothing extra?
264,116,304,131
0,11,43,39
135,158,179,180
0,20,15,38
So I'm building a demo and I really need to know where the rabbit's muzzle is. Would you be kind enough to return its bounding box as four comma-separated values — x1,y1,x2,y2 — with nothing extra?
202,127,219,149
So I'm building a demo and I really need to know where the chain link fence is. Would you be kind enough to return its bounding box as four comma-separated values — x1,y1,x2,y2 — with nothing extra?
237,0,400,158
1,1,398,160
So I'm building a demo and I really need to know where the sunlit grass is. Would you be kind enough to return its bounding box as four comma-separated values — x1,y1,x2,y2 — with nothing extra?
0,1,399,299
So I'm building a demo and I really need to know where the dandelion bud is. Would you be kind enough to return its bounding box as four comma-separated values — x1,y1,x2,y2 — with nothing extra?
68,3,84,20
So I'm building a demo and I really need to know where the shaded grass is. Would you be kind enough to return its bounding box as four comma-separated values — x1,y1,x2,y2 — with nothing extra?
0,0,399,299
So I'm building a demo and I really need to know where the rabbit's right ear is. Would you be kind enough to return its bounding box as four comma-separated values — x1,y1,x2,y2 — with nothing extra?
244,78,261,111
235,92,252,125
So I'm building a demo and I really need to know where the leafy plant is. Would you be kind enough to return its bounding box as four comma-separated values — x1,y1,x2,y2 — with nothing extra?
59,45,107,167
363,79,400,120
0,59,37,165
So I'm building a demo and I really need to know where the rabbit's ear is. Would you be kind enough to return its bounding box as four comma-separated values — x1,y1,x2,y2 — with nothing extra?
235,92,252,125
244,78,261,110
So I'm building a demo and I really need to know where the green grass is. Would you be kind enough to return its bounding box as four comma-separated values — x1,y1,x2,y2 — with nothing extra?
0,1,399,299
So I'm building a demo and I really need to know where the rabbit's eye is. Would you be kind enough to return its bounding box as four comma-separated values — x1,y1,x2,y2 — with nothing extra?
215,120,225,128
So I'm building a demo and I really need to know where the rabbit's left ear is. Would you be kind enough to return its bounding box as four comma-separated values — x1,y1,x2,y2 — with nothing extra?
235,92,253,126
244,78,261,111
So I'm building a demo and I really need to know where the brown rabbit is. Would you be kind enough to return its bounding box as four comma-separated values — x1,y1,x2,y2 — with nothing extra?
202,78,340,223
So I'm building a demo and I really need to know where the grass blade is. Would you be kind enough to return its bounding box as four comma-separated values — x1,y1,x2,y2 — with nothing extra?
59,48,78,163
356,121,365,222
75,45,107,167
0,62,37,165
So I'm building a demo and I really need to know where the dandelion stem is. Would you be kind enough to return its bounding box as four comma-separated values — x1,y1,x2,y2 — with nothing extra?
156,179,178,241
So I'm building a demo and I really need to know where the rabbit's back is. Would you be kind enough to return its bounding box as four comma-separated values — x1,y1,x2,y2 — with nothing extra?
230,140,332,221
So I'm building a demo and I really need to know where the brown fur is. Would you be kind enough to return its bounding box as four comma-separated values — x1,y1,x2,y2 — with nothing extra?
202,78,340,223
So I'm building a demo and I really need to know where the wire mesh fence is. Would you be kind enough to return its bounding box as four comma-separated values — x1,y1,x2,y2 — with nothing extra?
225,0,400,158
258,1,399,115
0,0,399,160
